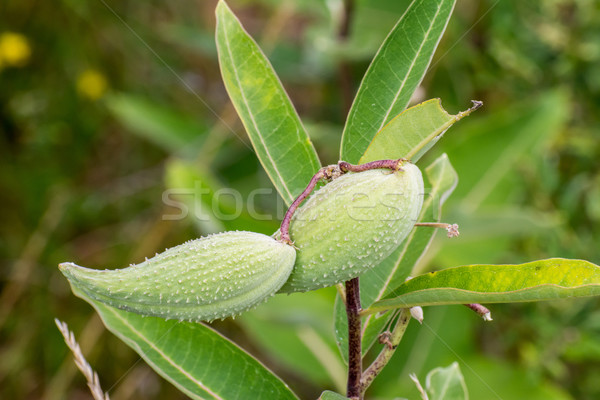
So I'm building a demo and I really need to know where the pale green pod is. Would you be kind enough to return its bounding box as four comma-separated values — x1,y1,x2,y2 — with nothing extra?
60,231,296,322
278,164,424,293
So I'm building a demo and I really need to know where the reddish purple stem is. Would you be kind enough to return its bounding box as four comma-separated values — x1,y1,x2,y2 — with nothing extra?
345,277,362,399
464,303,492,321
280,169,326,244
339,159,405,173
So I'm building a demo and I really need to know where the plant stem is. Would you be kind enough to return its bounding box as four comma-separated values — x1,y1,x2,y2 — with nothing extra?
338,0,355,39
360,309,411,395
345,277,362,399
464,303,493,321
279,168,327,244
414,222,459,238
55,319,110,400
339,158,405,173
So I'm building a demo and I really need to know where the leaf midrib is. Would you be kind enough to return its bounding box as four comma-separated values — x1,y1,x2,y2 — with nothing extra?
376,1,446,133
220,17,294,204
107,307,224,400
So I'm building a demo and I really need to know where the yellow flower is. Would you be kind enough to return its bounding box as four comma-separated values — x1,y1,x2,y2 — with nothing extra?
76,69,108,100
0,32,31,67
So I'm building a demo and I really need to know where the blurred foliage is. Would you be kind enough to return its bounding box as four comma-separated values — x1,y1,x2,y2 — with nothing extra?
0,0,599,399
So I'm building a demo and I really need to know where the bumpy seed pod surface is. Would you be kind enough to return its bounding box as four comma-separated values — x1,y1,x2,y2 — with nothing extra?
278,164,423,293
60,231,296,322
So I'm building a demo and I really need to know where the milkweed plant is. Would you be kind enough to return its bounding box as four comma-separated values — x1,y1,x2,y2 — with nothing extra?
56,1,600,399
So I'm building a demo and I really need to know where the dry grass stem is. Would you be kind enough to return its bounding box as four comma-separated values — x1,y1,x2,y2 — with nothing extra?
54,319,110,400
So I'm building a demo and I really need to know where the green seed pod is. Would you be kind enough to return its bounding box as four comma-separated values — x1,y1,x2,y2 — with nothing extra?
278,163,423,293
60,231,296,322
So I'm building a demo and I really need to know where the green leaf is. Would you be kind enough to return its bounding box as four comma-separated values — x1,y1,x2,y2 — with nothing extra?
426,362,468,400
215,0,321,206
106,94,206,156
340,0,457,164
334,154,458,362
318,391,348,400
68,286,299,400
239,290,345,392
360,99,480,164
371,259,600,313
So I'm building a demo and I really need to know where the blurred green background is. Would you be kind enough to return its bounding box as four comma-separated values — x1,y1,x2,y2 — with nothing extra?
1,0,599,399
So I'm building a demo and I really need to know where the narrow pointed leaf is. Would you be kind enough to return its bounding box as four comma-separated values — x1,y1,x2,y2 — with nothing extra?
360,99,481,164
216,1,321,205
426,362,469,400
340,0,457,163
334,154,458,362
371,259,600,313
68,287,298,400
